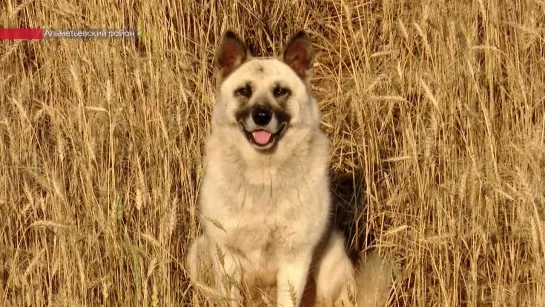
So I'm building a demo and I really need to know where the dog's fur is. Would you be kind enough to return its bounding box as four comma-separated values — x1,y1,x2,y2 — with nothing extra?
186,30,391,307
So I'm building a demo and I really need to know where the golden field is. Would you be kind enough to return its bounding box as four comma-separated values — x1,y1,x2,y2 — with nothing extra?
1,0,544,306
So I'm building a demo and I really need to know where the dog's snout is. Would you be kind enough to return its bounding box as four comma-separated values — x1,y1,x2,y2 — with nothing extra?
251,106,273,126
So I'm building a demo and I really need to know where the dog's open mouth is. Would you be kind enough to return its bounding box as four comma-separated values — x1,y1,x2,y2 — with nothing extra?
239,122,287,149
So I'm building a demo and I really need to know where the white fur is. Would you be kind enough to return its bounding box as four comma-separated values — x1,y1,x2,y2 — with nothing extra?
186,38,391,307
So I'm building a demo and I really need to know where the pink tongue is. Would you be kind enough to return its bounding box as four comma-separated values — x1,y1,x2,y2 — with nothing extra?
252,130,272,145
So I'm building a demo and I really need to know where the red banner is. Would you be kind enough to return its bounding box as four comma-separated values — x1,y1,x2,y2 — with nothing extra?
0,28,43,40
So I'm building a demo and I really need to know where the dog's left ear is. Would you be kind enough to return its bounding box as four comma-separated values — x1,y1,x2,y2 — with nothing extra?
282,30,315,81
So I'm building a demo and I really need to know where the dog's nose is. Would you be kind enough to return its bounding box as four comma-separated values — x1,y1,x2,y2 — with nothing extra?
251,106,273,126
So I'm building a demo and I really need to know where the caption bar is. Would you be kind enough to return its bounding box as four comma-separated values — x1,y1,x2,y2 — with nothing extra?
0,28,137,40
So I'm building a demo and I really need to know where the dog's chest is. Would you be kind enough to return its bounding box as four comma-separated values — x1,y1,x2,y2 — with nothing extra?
224,217,290,282
201,162,327,258
225,216,289,250
216,185,312,254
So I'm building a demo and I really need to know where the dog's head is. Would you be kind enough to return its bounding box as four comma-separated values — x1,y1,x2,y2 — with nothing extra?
211,30,320,153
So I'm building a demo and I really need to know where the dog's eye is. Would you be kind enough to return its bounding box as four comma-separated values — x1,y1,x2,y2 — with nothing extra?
235,85,252,98
273,86,290,97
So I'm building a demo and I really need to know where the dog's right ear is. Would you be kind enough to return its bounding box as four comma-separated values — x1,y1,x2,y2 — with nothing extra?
215,31,250,80
282,30,315,82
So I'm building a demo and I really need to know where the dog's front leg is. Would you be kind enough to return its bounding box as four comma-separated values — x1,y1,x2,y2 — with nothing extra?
276,253,313,307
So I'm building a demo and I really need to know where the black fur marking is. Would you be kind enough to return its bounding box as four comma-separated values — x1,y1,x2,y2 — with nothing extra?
272,82,291,107
234,107,252,123
272,107,291,125
234,83,253,99
255,65,264,74
235,104,291,125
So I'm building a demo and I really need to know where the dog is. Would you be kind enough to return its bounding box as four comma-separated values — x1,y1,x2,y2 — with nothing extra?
186,30,391,307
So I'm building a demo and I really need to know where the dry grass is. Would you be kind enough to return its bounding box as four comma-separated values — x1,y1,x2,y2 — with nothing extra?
1,0,544,306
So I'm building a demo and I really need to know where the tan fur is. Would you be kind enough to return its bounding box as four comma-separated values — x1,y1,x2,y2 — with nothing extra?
186,31,392,307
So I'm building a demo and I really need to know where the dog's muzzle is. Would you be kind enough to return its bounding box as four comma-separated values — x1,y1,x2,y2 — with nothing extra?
239,106,288,150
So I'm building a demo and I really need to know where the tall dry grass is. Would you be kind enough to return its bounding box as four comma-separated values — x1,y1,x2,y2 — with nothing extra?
1,0,544,306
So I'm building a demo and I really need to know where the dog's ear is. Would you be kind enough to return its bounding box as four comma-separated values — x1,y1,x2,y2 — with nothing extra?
282,30,315,81
215,31,250,80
